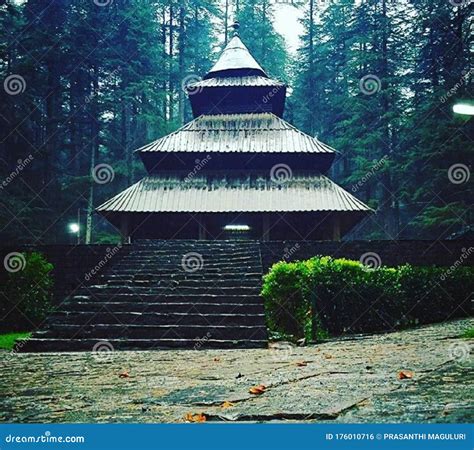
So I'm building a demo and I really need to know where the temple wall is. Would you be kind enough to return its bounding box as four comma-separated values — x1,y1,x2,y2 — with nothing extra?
0,244,128,305
260,240,474,272
0,240,472,306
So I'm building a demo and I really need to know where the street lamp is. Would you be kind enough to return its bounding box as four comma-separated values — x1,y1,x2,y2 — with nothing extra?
223,224,251,231
68,223,80,244
453,102,474,116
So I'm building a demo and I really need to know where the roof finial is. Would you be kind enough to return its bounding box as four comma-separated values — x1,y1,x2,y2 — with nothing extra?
231,21,240,36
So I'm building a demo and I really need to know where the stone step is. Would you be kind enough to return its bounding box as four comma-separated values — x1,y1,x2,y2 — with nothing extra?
133,239,258,246
17,240,267,352
67,293,263,304
107,267,261,275
99,273,262,282
46,311,265,326
121,251,261,259
16,337,267,352
63,301,265,314
102,278,260,288
38,324,268,340
82,286,261,296
111,261,262,270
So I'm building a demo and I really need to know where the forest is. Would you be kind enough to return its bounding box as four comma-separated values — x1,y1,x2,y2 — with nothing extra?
0,0,472,244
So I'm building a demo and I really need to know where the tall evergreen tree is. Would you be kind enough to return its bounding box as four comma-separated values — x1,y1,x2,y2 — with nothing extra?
235,0,289,81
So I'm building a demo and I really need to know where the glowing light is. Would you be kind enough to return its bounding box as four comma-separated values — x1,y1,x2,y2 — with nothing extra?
453,103,474,116
223,224,250,231
69,223,80,233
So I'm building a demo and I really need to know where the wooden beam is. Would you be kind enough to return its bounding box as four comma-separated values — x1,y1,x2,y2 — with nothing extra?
198,216,206,240
332,215,341,241
120,216,131,244
262,215,270,241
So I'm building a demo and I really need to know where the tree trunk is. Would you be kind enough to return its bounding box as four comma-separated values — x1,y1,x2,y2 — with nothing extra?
168,4,174,122
86,67,100,245
224,0,229,45
178,4,185,125
308,0,315,135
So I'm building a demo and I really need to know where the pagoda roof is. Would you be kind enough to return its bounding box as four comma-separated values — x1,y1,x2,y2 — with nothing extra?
96,175,371,214
204,36,267,79
137,113,335,155
187,75,284,89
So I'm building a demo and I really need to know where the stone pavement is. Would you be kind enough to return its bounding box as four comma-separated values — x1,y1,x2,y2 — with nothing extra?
1,319,472,423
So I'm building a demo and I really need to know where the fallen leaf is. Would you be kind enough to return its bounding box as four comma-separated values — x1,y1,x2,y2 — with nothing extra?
397,370,414,380
249,384,266,395
296,361,308,367
184,413,207,423
221,401,234,409
119,370,130,378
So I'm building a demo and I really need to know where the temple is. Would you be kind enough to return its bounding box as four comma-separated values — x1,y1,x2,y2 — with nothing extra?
97,27,371,241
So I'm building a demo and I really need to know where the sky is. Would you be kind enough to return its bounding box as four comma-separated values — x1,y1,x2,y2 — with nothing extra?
11,0,304,54
272,3,304,54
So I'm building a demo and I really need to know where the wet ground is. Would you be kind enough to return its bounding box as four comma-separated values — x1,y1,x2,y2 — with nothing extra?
0,319,472,423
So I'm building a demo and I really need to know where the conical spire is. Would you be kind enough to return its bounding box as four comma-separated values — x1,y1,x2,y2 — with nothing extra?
203,32,268,80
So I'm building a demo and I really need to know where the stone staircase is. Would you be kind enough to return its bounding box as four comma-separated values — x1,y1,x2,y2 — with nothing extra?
18,240,268,352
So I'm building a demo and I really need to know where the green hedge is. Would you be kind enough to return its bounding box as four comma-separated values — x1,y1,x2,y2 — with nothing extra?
262,256,473,341
0,252,54,332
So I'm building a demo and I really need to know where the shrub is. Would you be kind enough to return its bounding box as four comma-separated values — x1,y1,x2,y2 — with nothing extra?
0,252,54,332
262,261,312,339
262,256,473,341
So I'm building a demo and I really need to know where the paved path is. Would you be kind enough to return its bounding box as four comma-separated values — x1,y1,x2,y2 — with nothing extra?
1,319,472,423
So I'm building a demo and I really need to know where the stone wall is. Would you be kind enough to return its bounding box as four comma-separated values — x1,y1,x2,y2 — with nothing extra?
260,240,474,271
1,240,472,305
0,244,127,304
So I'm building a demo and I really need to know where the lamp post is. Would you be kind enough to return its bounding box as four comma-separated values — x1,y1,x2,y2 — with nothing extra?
68,223,80,244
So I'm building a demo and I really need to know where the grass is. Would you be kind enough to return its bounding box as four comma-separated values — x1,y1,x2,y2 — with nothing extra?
0,332,31,350
462,328,474,339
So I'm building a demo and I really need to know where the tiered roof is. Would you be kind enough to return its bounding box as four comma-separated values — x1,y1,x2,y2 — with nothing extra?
203,36,267,79
137,113,335,155
186,35,286,118
97,175,370,213
97,30,371,226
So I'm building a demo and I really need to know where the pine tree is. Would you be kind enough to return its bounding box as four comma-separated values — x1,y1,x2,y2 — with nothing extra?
235,0,289,81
